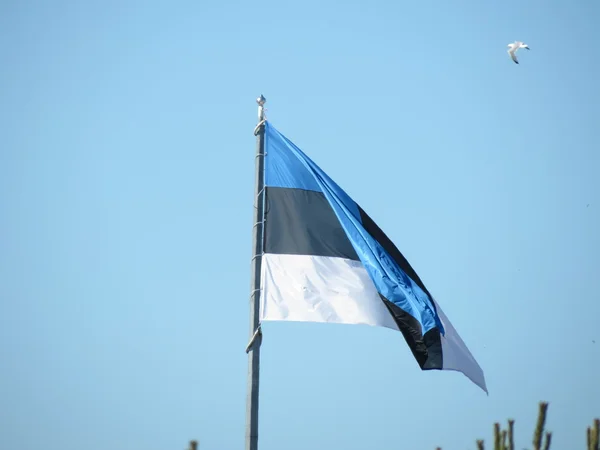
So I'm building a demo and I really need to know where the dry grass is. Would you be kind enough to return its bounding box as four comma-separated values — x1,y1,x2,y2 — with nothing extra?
436,401,599,450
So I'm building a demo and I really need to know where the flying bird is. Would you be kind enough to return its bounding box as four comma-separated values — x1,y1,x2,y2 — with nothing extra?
507,41,530,64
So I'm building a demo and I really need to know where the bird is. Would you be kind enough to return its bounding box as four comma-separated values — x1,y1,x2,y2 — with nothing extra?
507,41,530,64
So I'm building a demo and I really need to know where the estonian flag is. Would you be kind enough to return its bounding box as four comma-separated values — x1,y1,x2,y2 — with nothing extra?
259,122,487,393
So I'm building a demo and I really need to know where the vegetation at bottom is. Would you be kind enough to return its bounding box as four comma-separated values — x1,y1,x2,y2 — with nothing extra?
183,402,599,450
434,401,599,450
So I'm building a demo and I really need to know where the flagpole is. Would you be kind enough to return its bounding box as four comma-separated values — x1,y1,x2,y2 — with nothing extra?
246,94,266,450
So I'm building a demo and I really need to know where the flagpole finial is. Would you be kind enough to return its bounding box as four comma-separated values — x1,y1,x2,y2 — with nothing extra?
256,94,266,121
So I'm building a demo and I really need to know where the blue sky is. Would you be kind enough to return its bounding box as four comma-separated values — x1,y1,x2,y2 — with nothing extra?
1,0,599,449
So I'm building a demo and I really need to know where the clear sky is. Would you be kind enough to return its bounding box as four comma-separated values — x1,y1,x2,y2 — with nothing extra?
1,0,599,449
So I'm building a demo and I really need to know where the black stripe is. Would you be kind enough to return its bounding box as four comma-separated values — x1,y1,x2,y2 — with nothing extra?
381,296,442,370
264,187,359,260
358,207,436,306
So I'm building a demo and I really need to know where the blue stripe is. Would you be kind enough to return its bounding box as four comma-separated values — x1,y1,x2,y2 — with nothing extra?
265,122,322,193
264,122,445,336
265,122,361,219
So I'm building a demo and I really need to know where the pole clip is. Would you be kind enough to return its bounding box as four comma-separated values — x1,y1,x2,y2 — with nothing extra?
245,325,263,353
254,119,266,136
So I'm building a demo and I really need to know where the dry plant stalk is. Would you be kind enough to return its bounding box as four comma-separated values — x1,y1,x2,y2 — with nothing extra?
542,431,552,450
494,422,501,450
508,419,515,450
590,418,600,450
533,401,549,450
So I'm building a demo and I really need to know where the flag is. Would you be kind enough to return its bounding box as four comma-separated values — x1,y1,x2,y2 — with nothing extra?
259,122,487,393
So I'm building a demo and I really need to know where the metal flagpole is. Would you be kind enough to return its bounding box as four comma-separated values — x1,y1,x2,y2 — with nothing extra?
245,94,266,450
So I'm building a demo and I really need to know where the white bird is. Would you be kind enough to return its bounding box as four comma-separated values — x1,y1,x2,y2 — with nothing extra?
507,41,530,64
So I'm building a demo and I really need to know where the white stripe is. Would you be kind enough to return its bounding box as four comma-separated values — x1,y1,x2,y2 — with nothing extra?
259,253,399,331
259,252,487,393
434,299,488,393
